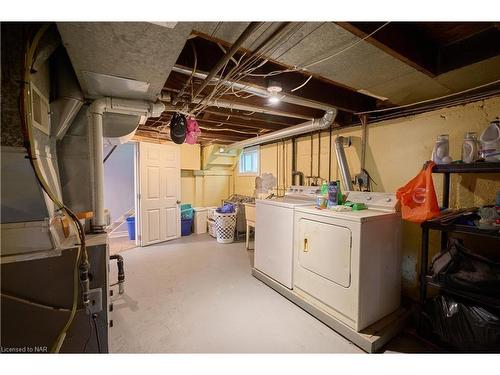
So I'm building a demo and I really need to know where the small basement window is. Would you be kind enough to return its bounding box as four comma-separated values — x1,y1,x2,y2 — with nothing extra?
238,146,260,176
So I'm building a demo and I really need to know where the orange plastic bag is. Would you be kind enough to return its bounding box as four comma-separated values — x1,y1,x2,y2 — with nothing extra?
396,161,440,224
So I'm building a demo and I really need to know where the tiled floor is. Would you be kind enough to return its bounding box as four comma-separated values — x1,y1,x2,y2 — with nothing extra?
109,234,434,353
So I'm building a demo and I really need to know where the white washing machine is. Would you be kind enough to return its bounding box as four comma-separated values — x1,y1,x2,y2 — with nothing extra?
254,186,319,289
293,191,401,332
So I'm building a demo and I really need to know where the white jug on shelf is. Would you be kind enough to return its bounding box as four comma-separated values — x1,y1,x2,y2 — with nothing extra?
431,134,452,164
461,132,480,163
480,118,500,162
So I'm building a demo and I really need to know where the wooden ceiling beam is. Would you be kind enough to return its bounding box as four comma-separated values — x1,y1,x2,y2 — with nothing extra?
437,26,500,74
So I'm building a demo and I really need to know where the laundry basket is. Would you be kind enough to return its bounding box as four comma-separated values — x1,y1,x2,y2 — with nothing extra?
213,211,238,244
207,218,216,238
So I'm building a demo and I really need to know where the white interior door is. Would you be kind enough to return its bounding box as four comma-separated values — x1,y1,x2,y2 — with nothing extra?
138,142,180,246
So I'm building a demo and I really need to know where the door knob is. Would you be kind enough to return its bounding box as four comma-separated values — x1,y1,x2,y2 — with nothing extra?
176,200,181,204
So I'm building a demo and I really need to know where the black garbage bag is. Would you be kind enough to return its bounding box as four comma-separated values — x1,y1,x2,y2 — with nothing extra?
423,295,500,351
431,238,500,297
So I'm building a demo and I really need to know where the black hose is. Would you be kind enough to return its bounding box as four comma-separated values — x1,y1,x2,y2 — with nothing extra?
110,254,125,294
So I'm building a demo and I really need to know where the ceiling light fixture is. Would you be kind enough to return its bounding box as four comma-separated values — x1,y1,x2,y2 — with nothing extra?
267,80,282,105
219,147,225,153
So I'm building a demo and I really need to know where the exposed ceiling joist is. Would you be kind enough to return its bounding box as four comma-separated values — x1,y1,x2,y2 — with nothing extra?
337,22,438,77
337,22,500,76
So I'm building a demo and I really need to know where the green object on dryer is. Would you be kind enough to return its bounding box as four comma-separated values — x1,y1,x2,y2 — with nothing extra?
320,181,328,195
342,201,367,210
352,203,367,211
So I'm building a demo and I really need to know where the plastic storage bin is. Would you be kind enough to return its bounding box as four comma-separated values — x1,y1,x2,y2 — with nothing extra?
181,218,192,236
126,216,135,240
180,203,194,236
180,203,194,220
193,207,208,234
214,211,238,244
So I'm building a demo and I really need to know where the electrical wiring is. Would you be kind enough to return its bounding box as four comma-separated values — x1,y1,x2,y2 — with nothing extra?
245,22,390,78
20,23,89,354
356,78,500,115
203,23,304,103
198,125,259,135
184,23,306,119
273,22,325,61
92,314,102,353
291,75,313,92
83,314,93,353
0,292,85,313
172,40,197,105
301,22,390,69
367,89,500,122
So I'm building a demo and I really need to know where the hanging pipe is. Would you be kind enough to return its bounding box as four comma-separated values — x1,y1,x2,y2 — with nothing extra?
334,136,354,191
191,22,263,102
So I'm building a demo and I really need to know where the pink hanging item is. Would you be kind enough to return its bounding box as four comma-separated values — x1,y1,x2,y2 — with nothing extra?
185,117,201,144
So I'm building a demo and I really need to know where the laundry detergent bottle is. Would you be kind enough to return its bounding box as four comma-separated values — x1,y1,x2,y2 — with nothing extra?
480,118,500,162
461,132,480,163
431,134,452,164
327,181,338,208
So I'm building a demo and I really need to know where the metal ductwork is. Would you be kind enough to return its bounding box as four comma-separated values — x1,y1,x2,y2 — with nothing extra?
50,47,85,140
172,66,334,113
89,97,165,232
334,136,354,191
228,109,337,149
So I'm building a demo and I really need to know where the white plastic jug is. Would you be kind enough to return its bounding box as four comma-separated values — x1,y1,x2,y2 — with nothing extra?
461,132,480,163
480,118,500,162
431,134,452,164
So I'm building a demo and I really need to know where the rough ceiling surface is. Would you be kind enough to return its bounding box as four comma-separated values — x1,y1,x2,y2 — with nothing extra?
52,21,500,145
57,22,192,101
191,22,500,105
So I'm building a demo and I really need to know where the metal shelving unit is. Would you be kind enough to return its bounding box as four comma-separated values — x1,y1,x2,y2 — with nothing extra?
419,162,500,313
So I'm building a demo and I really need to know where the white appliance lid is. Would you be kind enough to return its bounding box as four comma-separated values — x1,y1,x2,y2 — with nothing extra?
295,205,399,222
345,191,400,212
256,197,315,208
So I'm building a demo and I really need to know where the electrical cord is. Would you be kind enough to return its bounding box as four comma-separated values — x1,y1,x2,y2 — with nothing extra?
83,313,93,353
356,79,500,115
189,23,305,115
301,22,390,69
92,314,102,353
246,22,390,78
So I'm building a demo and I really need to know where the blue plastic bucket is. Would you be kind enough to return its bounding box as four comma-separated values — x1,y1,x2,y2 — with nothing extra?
126,216,136,240
181,218,192,236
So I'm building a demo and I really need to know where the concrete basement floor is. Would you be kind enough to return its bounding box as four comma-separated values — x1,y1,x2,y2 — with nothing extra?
109,234,434,353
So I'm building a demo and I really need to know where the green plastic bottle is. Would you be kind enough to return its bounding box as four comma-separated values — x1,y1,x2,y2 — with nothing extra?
320,181,328,196
336,180,343,205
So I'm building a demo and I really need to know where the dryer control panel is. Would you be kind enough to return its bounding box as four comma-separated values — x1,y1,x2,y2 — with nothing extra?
345,192,399,212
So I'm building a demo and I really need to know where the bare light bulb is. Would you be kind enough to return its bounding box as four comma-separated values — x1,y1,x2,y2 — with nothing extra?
268,94,280,104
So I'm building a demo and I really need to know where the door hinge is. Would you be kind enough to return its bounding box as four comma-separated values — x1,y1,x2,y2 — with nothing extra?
137,193,141,200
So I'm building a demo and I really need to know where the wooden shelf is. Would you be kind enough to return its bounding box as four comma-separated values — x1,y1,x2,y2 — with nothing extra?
425,276,500,310
422,221,500,239
432,162,500,174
